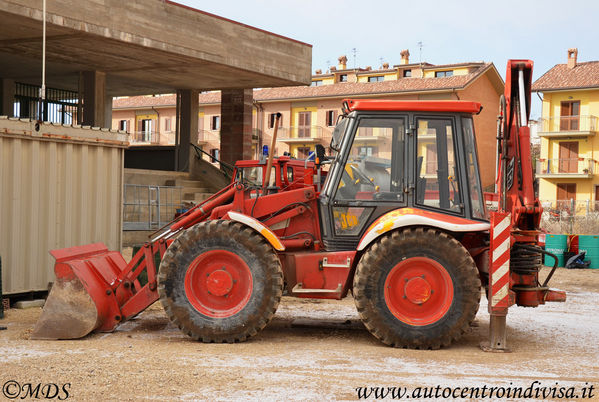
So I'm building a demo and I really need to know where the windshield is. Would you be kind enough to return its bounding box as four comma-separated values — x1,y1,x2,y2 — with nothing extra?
330,117,349,151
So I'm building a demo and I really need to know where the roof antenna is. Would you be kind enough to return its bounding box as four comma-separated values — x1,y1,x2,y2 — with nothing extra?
418,41,423,66
352,48,357,69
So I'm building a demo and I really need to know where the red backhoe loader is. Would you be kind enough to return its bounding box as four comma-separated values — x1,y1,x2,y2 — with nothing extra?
32,60,565,350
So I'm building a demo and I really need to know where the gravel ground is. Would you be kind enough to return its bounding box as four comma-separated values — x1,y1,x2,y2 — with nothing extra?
1,267,598,401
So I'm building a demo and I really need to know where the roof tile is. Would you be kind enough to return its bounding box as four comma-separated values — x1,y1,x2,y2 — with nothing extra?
532,61,599,91
113,63,493,108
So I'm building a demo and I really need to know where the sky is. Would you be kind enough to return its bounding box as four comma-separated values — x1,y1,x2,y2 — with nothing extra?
178,0,598,119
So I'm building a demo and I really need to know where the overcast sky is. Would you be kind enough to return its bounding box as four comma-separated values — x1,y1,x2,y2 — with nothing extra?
178,0,597,119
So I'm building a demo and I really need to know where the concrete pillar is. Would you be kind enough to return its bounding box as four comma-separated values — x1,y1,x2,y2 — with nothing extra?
104,94,113,130
81,71,106,127
177,89,199,172
0,78,15,117
220,89,253,164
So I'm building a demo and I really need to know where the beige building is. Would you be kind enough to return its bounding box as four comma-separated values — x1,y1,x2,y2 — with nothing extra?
113,52,504,190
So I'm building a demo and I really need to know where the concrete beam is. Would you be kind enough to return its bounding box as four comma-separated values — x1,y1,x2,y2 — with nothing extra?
0,1,312,96
220,89,253,164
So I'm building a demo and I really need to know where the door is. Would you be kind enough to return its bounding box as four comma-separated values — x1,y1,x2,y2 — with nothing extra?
298,112,311,138
595,186,599,211
557,183,576,211
558,142,578,173
560,101,580,131
321,115,406,249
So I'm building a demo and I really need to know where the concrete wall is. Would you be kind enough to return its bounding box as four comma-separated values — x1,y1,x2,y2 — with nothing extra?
0,119,127,294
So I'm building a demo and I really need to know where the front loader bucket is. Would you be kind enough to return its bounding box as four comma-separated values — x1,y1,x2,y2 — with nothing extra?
31,243,133,340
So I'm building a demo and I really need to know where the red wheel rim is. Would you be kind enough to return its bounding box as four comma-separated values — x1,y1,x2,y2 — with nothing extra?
184,250,253,318
384,257,453,326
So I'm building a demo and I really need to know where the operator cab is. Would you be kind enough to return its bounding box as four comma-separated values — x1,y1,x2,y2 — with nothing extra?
319,99,487,250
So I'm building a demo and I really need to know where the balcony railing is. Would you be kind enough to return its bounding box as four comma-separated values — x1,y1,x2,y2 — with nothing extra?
536,158,595,177
277,125,326,142
538,115,598,136
355,126,393,141
129,131,176,145
130,131,160,144
198,129,220,144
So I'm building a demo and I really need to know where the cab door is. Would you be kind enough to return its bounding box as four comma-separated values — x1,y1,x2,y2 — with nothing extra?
320,114,408,250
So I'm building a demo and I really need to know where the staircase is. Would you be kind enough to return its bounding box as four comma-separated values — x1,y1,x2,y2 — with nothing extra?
164,178,213,203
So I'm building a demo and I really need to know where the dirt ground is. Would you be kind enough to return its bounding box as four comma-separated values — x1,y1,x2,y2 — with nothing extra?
1,267,598,401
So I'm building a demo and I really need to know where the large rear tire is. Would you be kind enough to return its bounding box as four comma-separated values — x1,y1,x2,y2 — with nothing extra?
353,227,481,349
158,220,283,343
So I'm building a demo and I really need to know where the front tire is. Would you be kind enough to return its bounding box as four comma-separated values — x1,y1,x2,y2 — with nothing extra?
158,220,283,343
353,228,481,349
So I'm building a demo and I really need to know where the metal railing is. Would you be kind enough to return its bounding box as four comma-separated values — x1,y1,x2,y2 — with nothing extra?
190,143,234,180
128,131,176,145
277,125,326,140
356,126,393,138
536,158,594,175
538,115,598,133
13,82,78,124
123,184,183,230
198,129,220,144
541,199,599,234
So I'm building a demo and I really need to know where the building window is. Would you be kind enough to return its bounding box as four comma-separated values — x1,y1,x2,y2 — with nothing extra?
210,148,220,163
326,110,337,127
140,119,153,142
268,113,283,129
403,69,412,77
119,119,129,132
367,76,384,82
339,74,348,82
311,80,323,87
560,101,580,131
435,70,453,78
211,115,220,130
357,146,377,157
164,117,171,132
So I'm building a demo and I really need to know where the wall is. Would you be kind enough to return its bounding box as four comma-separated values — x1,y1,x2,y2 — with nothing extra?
461,71,502,190
538,89,599,202
0,119,127,294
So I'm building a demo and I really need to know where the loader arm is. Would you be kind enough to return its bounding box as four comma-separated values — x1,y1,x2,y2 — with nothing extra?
484,60,566,352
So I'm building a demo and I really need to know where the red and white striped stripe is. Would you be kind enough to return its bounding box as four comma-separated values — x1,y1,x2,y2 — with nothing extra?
489,212,511,313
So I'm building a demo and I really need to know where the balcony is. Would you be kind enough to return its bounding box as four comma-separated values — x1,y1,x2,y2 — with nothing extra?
354,126,392,142
536,158,595,178
129,131,176,145
537,115,598,138
276,126,326,144
197,129,220,145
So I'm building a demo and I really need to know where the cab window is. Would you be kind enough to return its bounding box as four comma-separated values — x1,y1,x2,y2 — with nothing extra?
415,118,462,213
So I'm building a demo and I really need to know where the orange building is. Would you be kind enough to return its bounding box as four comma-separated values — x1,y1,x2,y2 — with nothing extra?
113,52,503,189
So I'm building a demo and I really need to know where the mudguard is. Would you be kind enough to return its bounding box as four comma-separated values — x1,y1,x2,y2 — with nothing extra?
357,207,490,251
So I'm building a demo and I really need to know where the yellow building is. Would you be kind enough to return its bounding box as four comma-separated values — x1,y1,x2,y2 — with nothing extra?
533,49,599,211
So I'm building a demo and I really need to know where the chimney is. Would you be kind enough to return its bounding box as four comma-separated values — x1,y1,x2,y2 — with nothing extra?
382,62,389,69
315,69,322,75
338,55,348,70
567,48,578,69
400,49,410,65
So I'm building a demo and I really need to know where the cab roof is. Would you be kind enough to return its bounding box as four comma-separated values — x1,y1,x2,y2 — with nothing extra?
344,99,482,114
